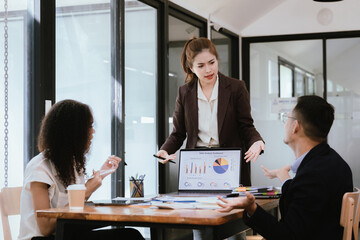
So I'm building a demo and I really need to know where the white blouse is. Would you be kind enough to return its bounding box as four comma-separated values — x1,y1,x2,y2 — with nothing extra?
18,153,84,240
196,75,220,147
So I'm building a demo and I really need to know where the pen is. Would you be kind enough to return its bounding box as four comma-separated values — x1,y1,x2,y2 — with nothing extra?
151,199,196,203
173,200,196,203
153,154,176,164
225,193,239,198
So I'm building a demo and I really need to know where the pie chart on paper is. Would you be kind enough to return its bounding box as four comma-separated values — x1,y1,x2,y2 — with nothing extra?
213,158,229,174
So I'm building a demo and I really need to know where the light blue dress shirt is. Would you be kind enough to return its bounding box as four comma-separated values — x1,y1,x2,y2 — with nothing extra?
282,151,309,186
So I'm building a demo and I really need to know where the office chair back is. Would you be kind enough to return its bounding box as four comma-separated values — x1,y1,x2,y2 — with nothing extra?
340,187,360,240
0,186,22,240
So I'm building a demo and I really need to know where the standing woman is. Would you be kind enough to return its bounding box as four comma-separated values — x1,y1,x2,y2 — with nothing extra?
18,100,144,240
156,37,264,185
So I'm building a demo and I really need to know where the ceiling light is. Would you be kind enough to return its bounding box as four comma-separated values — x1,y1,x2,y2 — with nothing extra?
313,0,343,2
317,8,333,25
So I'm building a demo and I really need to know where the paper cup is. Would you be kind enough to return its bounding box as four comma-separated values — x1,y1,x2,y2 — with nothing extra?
67,184,86,210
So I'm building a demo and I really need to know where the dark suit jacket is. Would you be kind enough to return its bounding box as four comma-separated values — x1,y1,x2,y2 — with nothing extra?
244,142,353,240
160,72,263,185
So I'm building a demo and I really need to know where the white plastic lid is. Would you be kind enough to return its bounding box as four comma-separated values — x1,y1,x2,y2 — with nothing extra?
67,184,86,190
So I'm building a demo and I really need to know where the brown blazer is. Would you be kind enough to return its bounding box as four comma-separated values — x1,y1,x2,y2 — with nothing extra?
161,72,263,185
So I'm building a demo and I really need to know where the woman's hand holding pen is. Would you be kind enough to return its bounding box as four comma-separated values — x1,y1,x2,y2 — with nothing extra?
156,150,176,164
99,155,121,179
84,156,120,199
244,140,265,163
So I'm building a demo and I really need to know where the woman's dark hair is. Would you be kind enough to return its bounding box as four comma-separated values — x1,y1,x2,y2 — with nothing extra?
293,95,334,142
38,99,93,187
181,37,219,85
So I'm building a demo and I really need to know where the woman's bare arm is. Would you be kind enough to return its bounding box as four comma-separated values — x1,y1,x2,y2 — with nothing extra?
30,182,57,236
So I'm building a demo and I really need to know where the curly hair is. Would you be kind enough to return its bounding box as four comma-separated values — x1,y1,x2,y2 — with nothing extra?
181,37,219,85
37,99,93,187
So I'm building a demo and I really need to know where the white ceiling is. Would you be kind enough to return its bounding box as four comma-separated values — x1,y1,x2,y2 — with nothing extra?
170,0,360,36
170,0,286,34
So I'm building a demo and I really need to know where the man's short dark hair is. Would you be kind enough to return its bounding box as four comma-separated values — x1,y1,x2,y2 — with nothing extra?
293,95,334,142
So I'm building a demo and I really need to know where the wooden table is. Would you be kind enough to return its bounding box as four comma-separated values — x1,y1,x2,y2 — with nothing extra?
37,198,279,240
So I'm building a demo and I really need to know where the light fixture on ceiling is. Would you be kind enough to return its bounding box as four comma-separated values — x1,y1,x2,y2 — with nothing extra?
313,0,343,2
317,8,333,25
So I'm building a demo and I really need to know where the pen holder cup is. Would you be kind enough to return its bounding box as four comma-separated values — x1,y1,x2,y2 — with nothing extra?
130,179,144,197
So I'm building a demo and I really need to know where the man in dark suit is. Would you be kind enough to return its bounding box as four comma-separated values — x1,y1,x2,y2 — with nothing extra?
217,95,353,240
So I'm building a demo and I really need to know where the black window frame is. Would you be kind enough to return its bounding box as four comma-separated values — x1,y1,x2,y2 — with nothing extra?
242,31,360,99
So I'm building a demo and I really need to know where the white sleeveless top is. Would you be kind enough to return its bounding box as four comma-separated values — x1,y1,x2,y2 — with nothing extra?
18,153,84,240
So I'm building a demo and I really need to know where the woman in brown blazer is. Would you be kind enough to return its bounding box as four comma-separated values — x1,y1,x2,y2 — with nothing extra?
156,37,264,185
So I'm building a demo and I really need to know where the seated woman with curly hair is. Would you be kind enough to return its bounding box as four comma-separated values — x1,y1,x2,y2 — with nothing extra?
18,99,144,240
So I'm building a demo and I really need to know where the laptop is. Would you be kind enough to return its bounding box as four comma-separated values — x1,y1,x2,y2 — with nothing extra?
168,148,242,196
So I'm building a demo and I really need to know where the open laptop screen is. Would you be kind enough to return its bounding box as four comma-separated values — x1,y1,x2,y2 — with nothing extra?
178,148,241,191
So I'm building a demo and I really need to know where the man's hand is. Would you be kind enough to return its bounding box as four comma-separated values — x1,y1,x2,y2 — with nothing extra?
261,164,291,182
216,192,257,215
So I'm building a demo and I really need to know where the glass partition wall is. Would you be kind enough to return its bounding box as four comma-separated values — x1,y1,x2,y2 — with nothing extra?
248,40,323,186
56,1,112,201
327,38,360,189
246,35,360,189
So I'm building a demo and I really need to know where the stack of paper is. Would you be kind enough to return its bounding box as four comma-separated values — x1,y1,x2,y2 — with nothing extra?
232,186,281,198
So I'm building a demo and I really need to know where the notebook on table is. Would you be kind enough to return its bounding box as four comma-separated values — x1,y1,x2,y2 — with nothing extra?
167,148,242,196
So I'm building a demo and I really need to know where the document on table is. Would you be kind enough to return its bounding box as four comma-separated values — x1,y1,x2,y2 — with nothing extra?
151,196,221,209
112,196,157,201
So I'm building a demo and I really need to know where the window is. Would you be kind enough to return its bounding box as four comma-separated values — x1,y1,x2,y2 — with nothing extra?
0,5,26,187
279,57,315,98
279,64,293,98
124,0,158,197
0,2,27,238
56,2,112,200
